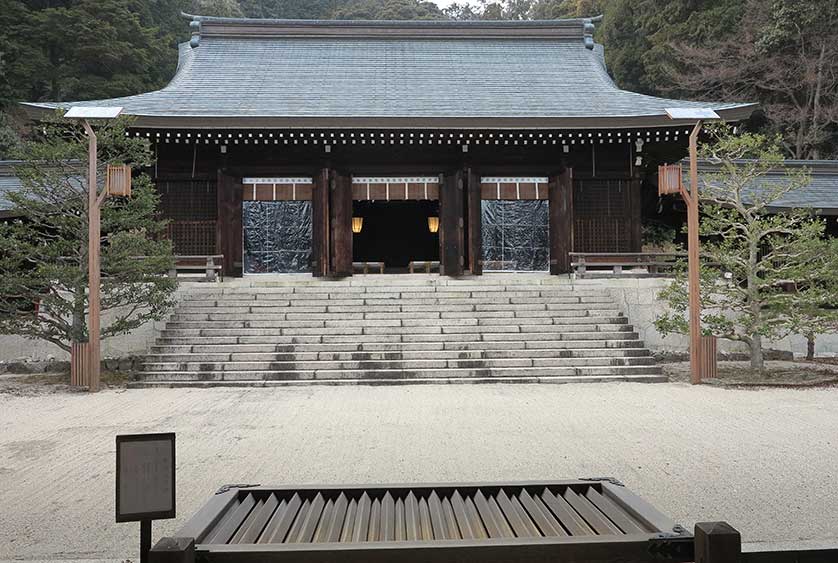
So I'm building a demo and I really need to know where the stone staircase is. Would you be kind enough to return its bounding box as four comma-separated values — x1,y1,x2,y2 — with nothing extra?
133,275,665,387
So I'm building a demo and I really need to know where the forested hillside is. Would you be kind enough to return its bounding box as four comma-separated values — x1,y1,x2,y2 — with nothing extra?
1,0,835,159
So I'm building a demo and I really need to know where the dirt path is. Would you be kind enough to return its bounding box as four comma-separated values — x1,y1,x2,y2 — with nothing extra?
1,383,837,561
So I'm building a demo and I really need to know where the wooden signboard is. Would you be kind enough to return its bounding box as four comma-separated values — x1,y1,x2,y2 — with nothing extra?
116,433,176,523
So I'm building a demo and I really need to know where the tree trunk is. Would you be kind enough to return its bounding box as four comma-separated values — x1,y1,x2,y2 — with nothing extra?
807,333,815,361
749,334,764,372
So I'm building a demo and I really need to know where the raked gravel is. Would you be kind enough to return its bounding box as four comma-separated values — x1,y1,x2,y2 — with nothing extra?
1,382,837,561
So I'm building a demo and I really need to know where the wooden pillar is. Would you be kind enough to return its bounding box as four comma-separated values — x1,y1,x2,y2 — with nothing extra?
330,171,353,276
217,171,242,277
548,167,574,274
629,177,643,251
440,170,464,277
695,522,741,563
467,168,482,275
312,168,331,277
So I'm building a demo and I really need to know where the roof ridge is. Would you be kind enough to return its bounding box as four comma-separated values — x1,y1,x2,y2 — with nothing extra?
181,12,600,49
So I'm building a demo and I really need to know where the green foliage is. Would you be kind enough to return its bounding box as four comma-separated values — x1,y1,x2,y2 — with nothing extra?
641,221,678,250
654,127,838,370
332,0,444,20
0,115,177,351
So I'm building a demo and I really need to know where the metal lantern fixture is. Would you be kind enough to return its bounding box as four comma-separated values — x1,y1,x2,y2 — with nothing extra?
352,216,364,234
428,216,440,234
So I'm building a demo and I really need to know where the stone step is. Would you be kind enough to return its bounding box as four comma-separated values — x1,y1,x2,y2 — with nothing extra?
151,340,646,354
177,298,617,310
167,309,624,321
145,348,653,362
163,317,630,329
183,286,612,296
174,302,621,313
159,324,635,337
139,365,663,382
130,374,668,388
155,331,640,345
142,276,658,386
143,355,657,372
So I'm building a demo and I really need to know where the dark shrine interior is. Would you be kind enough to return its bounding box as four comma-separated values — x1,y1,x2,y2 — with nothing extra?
352,200,440,269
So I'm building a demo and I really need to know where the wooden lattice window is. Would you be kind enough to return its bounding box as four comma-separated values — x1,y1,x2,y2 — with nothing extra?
573,179,634,253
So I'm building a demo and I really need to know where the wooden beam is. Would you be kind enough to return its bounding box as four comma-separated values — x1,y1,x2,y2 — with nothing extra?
330,171,353,276
217,171,242,277
440,171,464,276
312,168,331,277
548,168,573,274
467,168,482,275
629,177,642,251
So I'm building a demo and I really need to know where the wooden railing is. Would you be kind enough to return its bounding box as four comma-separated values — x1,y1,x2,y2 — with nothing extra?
570,252,686,278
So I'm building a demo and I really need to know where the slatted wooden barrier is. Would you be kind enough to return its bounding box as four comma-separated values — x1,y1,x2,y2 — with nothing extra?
151,480,697,563
70,342,90,388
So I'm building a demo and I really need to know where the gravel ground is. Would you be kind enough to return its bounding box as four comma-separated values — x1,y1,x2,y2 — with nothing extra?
1,383,837,561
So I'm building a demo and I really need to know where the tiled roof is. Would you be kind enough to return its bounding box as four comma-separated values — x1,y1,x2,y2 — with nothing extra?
0,161,23,214
23,16,756,129
692,159,838,214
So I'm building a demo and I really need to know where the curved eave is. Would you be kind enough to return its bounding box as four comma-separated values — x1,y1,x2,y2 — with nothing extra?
20,102,758,130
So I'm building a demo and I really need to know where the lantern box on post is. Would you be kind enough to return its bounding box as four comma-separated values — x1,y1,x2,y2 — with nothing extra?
107,164,132,197
658,164,683,196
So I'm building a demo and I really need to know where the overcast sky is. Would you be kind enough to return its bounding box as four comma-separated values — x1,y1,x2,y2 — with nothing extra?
432,0,462,8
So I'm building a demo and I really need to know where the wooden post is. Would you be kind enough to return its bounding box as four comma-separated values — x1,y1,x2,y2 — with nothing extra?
684,121,703,385
467,168,482,275
217,172,242,278
82,120,101,393
440,171,464,277
629,178,643,251
312,168,331,277
548,168,573,275
330,172,353,276
149,538,195,563
695,522,741,563
140,520,152,563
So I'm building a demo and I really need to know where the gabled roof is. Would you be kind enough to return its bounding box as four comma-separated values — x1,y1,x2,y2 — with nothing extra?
23,15,757,130
692,159,838,215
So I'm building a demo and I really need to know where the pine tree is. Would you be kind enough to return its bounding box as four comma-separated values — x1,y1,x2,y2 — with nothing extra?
0,114,177,354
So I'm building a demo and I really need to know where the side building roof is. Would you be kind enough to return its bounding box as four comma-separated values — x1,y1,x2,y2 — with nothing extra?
691,159,838,215
0,161,24,218
22,15,757,130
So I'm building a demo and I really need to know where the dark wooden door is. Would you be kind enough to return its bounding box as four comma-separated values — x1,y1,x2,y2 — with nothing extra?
330,171,353,276
548,168,573,275
217,170,242,277
467,168,482,275
440,170,464,277
312,168,331,277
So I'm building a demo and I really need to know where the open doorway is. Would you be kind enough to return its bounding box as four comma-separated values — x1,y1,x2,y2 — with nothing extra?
352,200,439,272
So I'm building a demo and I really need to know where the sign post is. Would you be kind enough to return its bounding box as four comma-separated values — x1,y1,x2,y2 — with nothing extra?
116,433,176,563
663,108,720,385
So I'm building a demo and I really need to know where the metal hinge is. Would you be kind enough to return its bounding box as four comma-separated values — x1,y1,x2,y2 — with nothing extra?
215,483,260,495
579,477,625,487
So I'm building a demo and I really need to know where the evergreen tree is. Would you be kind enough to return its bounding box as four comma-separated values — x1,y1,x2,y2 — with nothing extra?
655,127,838,371
0,115,176,353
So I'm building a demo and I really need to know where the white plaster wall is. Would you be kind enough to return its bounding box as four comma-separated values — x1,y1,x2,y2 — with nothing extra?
0,285,192,364
572,277,838,358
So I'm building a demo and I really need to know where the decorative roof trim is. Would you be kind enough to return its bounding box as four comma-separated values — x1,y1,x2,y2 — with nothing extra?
21,104,759,130
181,12,596,41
